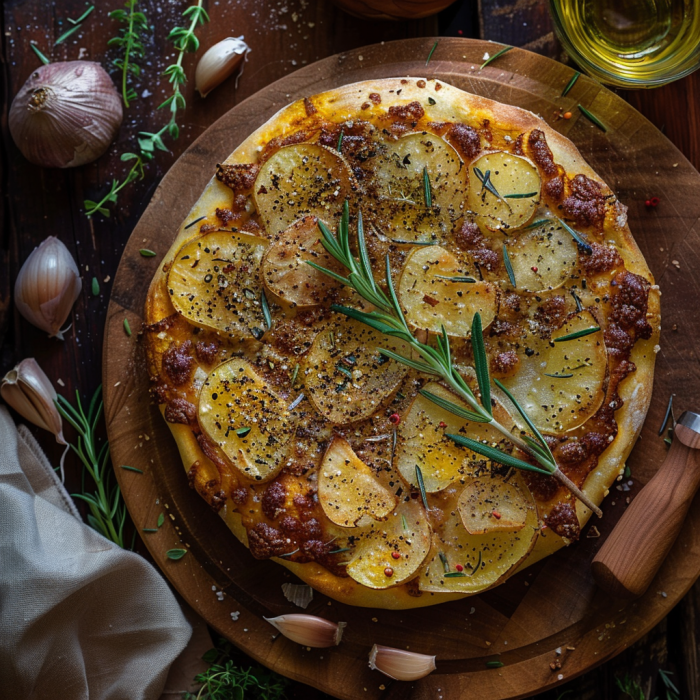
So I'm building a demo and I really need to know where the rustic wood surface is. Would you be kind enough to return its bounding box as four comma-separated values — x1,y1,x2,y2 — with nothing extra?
3,1,700,698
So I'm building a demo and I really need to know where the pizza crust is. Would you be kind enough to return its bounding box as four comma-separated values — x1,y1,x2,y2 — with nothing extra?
145,78,660,609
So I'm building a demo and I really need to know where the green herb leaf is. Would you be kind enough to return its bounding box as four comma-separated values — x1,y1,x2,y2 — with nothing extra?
480,45,512,69
415,465,430,510
140,248,156,257
337,129,344,152
571,289,583,311
578,104,607,132
260,289,272,330
554,326,601,342
123,318,132,336
91,277,100,296
235,427,251,438
469,550,483,575
419,389,490,423
471,313,491,415
329,547,352,554
434,275,476,283
556,217,593,254
30,43,50,65
486,660,504,668
120,464,143,473
444,572,467,578
166,548,188,560
55,23,85,45
446,434,551,475
439,551,450,573
658,393,675,436
426,40,438,66
185,215,206,229
142,528,158,533
423,166,432,208
504,192,538,199
502,244,516,288
524,218,550,230
544,372,574,378
562,71,580,96
157,513,165,528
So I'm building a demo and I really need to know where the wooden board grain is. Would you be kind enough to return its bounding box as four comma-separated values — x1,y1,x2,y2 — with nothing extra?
103,38,700,700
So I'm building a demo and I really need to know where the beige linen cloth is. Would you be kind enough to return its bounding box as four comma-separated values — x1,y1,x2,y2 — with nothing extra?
0,406,192,699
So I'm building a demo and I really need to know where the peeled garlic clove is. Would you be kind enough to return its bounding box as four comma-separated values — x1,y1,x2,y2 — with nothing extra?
9,61,123,168
15,236,82,340
369,644,436,681
1,358,66,445
195,36,250,98
264,614,346,647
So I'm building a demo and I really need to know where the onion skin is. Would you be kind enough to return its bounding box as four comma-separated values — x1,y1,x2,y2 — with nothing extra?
9,61,123,168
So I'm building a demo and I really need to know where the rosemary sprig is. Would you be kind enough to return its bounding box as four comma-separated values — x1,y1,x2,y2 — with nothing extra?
480,45,512,69
502,244,516,287
84,152,146,217
556,216,593,254
138,0,209,154
434,275,476,283
109,0,149,107
561,71,581,97
55,386,132,548
308,202,602,516
578,104,607,132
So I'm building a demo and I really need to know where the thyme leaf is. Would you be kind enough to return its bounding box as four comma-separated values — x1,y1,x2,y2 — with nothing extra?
109,0,149,107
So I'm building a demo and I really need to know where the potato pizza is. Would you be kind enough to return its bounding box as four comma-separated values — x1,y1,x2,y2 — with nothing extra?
144,78,660,609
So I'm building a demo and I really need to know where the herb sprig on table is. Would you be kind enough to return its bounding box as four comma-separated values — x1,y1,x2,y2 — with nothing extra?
55,385,133,548
308,201,602,516
109,0,150,107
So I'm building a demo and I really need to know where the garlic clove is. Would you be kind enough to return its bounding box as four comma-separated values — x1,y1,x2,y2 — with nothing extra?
15,236,82,340
264,614,346,647
1,358,66,445
369,644,436,681
9,61,123,168
195,37,250,98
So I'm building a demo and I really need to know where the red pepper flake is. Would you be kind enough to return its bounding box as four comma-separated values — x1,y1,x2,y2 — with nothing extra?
389,413,401,425
457,29,463,35
384,567,394,577
391,551,401,560
455,564,464,572
531,266,538,272
422,294,440,307
438,421,447,428
492,510,501,519
645,196,660,208
563,111,572,120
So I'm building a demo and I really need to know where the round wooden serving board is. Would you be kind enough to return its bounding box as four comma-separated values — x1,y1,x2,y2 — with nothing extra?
103,38,700,700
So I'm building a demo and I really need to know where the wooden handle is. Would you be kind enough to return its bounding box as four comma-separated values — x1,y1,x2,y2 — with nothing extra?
592,421,700,599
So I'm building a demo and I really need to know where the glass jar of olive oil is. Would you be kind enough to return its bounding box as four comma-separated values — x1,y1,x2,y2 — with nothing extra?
549,0,700,87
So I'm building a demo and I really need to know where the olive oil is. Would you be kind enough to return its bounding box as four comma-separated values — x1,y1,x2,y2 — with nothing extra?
550,0,700,86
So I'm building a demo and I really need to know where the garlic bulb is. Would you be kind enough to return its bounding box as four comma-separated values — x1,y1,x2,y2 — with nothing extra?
195,37,250,98
15,237,82,340
1,358,66,445
369,644,436,681
264,614,346,647
9,61,122,168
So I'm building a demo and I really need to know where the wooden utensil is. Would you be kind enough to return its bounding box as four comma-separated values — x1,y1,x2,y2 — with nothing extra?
592,411,700,599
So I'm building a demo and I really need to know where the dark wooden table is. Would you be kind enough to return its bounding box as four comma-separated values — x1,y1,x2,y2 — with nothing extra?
1,1,698,698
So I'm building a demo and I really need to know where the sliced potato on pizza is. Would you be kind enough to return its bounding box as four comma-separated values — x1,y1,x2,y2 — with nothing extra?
504,220,578,293
198,358,294,482
458,476,532,534
346,500,432,589
419,478,538,594
498,310,607,433
372,133,466,242
303,317,410,424
253,144,355,237
319,436,397,527
398,245,497,337
467,151,541,232
395,383,511,493
262,216,344,307
168,231,269,339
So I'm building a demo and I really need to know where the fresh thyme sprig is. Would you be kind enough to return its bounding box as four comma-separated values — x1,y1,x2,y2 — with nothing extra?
84,152,146,217
55,386,132,548
138,0,209,154
109,0,149,107
308,202,602,516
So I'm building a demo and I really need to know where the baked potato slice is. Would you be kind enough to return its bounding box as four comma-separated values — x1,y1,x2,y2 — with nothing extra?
167,231,269,339
262,216,344,307
303,317,410,425
198,358,294,482
395,382,511,493
498,310,607,433
419,479,538,594
253,144,355,237
346,500,432,589
372,133,466,242
398,245,497,337
318,436,397,527
504,220,578,293
467,152,541,232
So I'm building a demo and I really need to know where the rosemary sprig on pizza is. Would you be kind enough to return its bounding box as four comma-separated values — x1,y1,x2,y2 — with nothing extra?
144,78,660,608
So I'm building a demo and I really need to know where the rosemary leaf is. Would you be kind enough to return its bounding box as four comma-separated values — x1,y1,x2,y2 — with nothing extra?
401,513,408,530
544,372,574,378
69,5,95,25
502,244,516,288
447,434,551,475
423,167,432,208
471,313,491,415
571,289,583,311
415,465,430,510
426,40,438,66
55,23,85,45
469,551,483,575
480,45,512,69
473,167,505,202
419,389,490,423
166,548,188,560
557,217,593,254
120,464,143,473
329,547,352,554
260,289,272,330
185,215,206,229
561,71,580,96
291,363,300,386
434,275,476,283
30,43,50,65
554,326,601,342
439,551,450,573
337,129,344,152
658,393,675,436
444,572,467,578
525,218,550,230
486,661,504,668
504,192,538,199
578,104,607,132
142,528,158,533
